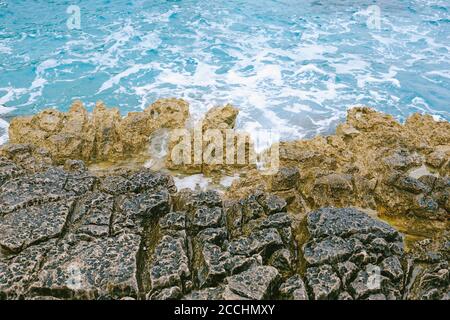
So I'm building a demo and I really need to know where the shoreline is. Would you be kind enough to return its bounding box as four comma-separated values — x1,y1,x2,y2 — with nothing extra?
0,98,448,300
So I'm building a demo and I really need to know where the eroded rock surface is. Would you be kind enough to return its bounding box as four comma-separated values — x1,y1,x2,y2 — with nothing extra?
227,107,449,222
6,98,189,164
0,105,448,300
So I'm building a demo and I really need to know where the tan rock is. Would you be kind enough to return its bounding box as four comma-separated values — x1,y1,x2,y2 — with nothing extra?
6,98,190,164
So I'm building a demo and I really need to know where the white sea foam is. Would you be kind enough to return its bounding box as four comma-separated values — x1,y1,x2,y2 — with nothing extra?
0,117,9,145
173,174,212,192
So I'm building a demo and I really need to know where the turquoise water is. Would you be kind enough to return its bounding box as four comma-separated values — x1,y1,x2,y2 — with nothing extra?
0,0,449,144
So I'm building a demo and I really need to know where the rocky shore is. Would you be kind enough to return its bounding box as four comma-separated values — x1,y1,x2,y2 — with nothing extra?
0,99,448,300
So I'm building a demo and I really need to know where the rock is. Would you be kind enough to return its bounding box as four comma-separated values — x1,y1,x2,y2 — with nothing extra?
202,104,239,131
392,175,431,194
0,168,75,214
196,227,228,245
306,265,341,300
0,200,73,253
192,207,224,231
307,208,401,241
304,236,361,266
7,98,190,164
196,243,229,288
303,207,406,300
269,167,299,191
0,241,54,299
279,275,309,300
227,106,450,221
225,266,280,300
258,194,287,214
380,256,404,281
224,255,261,275
148,286,182,300
426,149,449,169
228,228,283,258
149,235,190,291
183,286,225,300
256,212,292,230
159,212,186,231
30,233,142,299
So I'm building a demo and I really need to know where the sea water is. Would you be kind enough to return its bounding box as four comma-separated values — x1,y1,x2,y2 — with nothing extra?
0,0,449,145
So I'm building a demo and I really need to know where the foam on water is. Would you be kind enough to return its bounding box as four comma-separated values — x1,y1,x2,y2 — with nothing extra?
0,0,449,146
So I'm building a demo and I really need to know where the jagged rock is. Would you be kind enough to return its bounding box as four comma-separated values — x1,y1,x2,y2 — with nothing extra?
268,167,299,191
29,233,141,299
149,235,190,292
304,236,362,266
256,212,292,230
148,286,182,300
7,99,189,164
392,175,431,194
227,107,450,220
268,249,292,274
306,265,341,300
197,227,228,245
159,212,186,231
224,255,261,275
192,207,224,231
183,286,225,300
0,157,24,187
380,256,404,281
202,104,239,131
197,243,229,288
228,228,283,258
279,275,309,300
258,194,287,214
307,207,401,241
0,168,75,214
0,200,73,253
225,266,280,300
70,192,114,239
0,241,55,299
303,207,406,300
175,190,222,212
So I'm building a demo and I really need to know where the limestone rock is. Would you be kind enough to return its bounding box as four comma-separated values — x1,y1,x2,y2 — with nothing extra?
7,98,190,164
225,266,280,300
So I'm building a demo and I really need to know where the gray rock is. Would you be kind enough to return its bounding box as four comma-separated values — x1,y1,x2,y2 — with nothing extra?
197,243,229,288
0,200,73,253
225,266,280,300
304,236,361,266
149,235,190,291
159,212,186,231
29,233,141,299
228,228,283,258
257,193,287,214
307,207,400,241
306,265,341,300
197,227,228,246
149,286,182,300
393,175,431,194
183,286,225,300
381,256,404,281
192,207,223,230
279,275,309,300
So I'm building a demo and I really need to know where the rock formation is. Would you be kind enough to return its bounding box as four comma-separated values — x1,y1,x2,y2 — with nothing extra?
0,102,448,300
227,107,450,222
7,98,189,164
0,150,447,300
